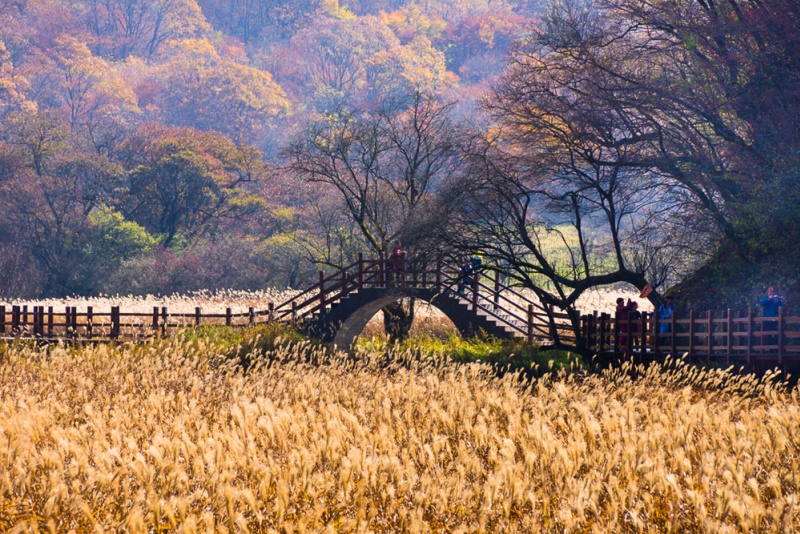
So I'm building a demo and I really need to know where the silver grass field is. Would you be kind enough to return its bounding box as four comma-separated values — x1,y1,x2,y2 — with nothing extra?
1,332,799,533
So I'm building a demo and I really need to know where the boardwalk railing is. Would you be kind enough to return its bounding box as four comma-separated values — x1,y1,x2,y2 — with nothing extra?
580,308,800,365
0,253,573,344
6,255,796,367
0,304,264,340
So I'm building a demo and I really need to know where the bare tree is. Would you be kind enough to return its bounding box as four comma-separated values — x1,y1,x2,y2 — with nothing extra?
439,0,800,354
443,125,711,354
286,92,458,341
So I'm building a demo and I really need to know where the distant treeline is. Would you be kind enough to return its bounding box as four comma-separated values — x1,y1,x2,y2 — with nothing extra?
1,0,798,315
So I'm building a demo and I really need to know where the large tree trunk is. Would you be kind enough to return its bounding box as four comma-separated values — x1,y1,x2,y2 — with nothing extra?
382,298,415,343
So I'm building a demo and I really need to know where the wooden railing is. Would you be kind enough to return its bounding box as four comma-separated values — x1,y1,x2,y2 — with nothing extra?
580,308,800,365
0,303,264,340
5,255,797,367
268,252,573,343
0,253,572,344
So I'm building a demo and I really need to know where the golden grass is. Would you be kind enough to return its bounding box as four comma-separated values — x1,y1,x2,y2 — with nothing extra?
1,337,799,532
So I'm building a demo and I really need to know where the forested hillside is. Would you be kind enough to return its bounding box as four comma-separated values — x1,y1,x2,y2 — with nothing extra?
1,0,798,322
0,0,535,296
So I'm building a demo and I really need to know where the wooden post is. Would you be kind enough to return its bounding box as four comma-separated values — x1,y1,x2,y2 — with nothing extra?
707,310,713,361
291,301,297,324
29,306,36,335
22,305,28,332
422,255,428,288
47,306,53,337
747,307,753,366
599,313,607,353
249,307,255,325
32,306,39,336
670,310,677,357
152,306,159,335
613,311,620,356
580,315,587,347
86,306,93,339
195,307,202,327
0,305,5,336
725,309,733,364
639,311,647,354
161,306,168,335
626,312,633,355
688,310,695,359
778,307,785,365
527,304,534,344
111,306,120,339
268,302,275,322
72,307,78,338
11,305,20,334
319,270,326,314
225,307,232,327
358,253,364,289
653,310,660,355
62,306,69,337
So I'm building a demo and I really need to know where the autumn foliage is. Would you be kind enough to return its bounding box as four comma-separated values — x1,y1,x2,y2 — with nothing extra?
0,0,532,298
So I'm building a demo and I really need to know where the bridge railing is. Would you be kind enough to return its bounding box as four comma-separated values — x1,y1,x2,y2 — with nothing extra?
432,266,574,343
580,308,800,364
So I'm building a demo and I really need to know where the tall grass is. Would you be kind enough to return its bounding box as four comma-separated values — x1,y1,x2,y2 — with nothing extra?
1,335,798,532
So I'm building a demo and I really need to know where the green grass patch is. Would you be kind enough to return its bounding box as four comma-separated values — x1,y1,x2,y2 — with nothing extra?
176,322,307,363
356,332,582,375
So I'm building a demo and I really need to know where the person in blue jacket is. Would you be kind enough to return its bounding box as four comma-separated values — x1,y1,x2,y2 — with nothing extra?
657,296,676,334
759,287,785,346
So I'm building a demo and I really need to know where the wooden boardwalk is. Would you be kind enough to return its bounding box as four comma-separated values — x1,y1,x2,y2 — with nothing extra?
2,254,797,370
0,254,571,345
579,308,800,369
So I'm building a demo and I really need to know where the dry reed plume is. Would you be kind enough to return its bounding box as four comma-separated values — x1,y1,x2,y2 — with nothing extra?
1,338,798,532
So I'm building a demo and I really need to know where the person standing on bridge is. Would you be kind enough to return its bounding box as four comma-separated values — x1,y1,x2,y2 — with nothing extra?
390,242,406,286
457,255,476,295
616,297,633,348
759,287,785,347
657,295,676,339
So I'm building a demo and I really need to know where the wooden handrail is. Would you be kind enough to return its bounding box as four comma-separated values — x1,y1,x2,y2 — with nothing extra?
3,256,798,363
